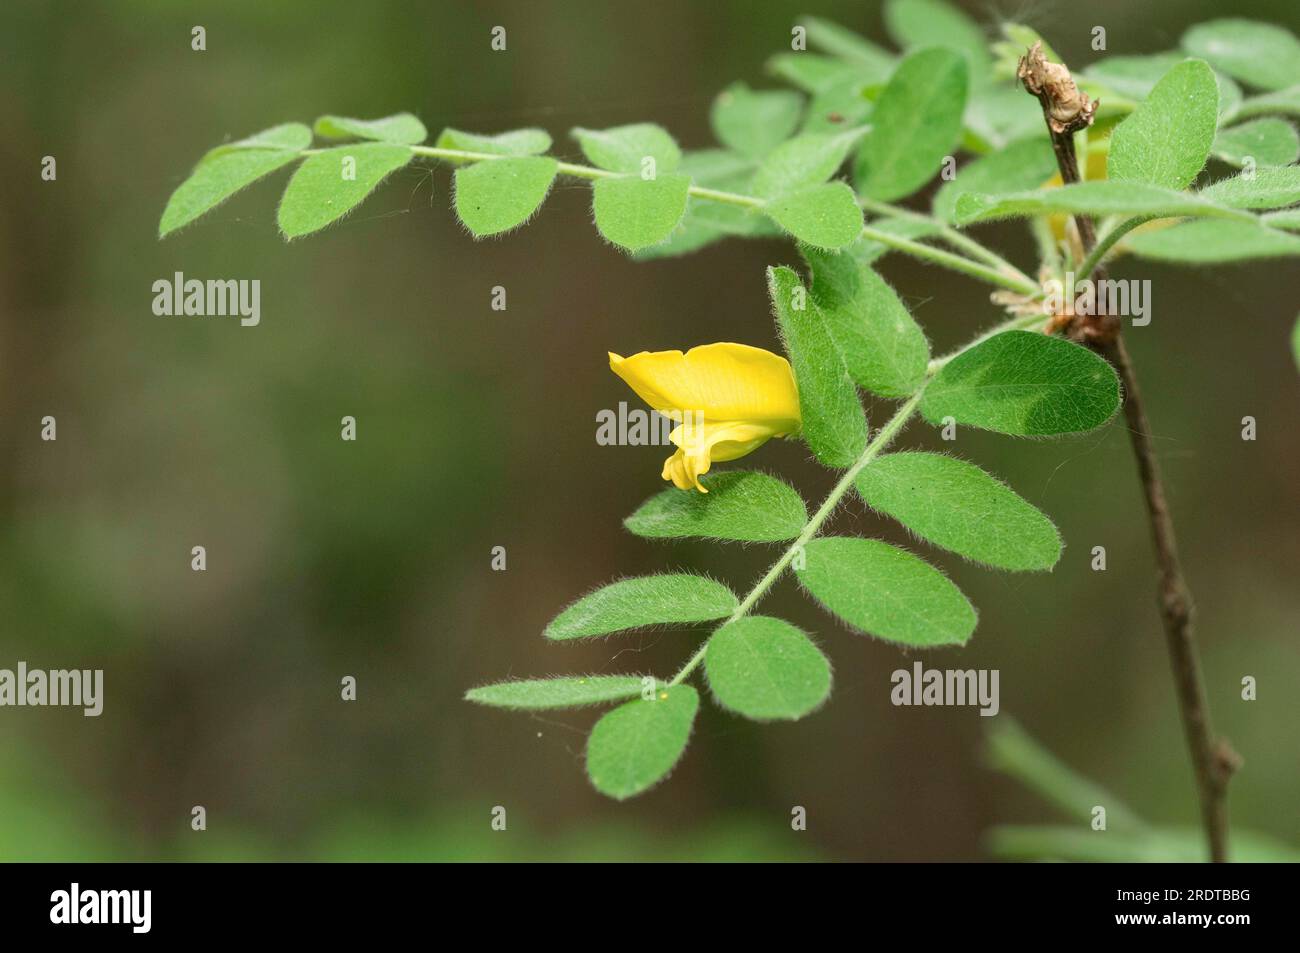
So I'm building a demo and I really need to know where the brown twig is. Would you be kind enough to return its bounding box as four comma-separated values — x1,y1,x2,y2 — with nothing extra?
1018,42,1239,862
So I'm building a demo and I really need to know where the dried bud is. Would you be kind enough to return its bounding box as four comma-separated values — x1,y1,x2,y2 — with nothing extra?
1018,42,1097,134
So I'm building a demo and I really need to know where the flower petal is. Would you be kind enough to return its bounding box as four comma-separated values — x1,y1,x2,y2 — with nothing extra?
662,420,781,492
610,343,801,425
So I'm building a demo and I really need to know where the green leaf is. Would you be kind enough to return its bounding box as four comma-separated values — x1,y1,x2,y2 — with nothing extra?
800,72,876,134
544,574,737,641
314,112,427,144
1201,166,1300,209
277,143,413,239
801,16,896,76
768,265,868,467
705,616,831,721
1265,207,1300,230
922,331,1121,436
1235,84,1300,119
767,52,862,94
801,245,929,397
453,156,557,237
573,123,681,174
591,173,692,251
434,127,552,157
586,685,698,800
751,128,866,198
633,150,775,260
795,536,977,647
1182,19,1300,92
884,0,992,85
711,82,804,159
208,122,312,155
855,48,969,201
855,452,1061,571
1211,118,1300,167
466,676,649,710
763,182,864,248
624,471,807,543
1107,59,1218,191
953,181,1251,226
160,148,301,238
964,86,1047,151
932,138,1057,224
1126,218,1300,262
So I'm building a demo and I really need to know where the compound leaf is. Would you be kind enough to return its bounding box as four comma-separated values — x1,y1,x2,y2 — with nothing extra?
314,112,427,144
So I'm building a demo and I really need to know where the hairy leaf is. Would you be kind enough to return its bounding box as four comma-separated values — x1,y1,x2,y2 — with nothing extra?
434,127,552,157
592,173,692,251
466,676,649,710
884,0,992,85
954,181,1251,225
801,16,896,76
711,82,804,159
545,574,737,640
208,122,312,155
705,616,831,720
751,128,866,198
1211,118,1300,167
1107,60,1218,191
277,143,413,239
767,52,862,94
160,147,301,237
573,123,681,174
1235,85,1300,119
768,265,868,466
764,182,864,248
1182,19,1300,92
634,150,775,260
315,112,427,144
586,685,698,800
1201,166,1300,209
624,471,807,543
932,138,1057,224
855,48,969,201
1126,218,1300,262
855,452,1061,570
802,246,929,397
453,156,558,236
922,331,1121,436
796,536,977,647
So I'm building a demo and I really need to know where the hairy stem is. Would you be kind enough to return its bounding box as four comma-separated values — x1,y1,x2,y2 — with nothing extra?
1075,216,1151,282
397,145,1041,296
1022,47,1236,862
668,390,925,686
856,195,1038,287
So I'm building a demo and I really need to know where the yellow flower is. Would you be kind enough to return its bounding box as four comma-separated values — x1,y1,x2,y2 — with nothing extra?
608,343,801,493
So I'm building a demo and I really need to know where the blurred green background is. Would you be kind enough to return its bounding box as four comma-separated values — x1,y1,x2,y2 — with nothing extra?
0,0,1296,861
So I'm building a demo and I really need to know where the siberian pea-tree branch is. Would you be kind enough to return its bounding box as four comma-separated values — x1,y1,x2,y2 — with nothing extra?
362,144,1043,296
667,309,1050,688
1019,43,1237,863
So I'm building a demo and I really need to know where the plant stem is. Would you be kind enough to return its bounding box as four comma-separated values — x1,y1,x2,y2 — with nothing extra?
1093,334,1237,862
1075,216,1151,282
1021,47,1236,862
398,146,1041,295
668,391,926,686
857,195,1038,288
